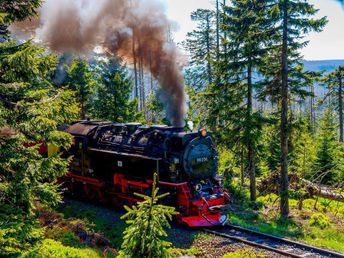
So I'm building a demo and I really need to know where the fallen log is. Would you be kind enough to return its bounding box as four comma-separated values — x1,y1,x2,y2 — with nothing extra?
258,173,344,202
302,179,344,202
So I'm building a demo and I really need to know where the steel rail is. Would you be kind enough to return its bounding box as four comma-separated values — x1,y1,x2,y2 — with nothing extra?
203,224,344,258
204,228,304,258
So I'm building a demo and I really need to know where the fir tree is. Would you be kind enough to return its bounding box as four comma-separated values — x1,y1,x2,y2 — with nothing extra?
323,66,344,142
119,173,177,258
183,9,216,87
290,117,317,177
220,0,273,202
0,41,78,256
183,9,217,130
0,0,41,37
264,0,327,217
90,59,140,123
313,108,339,184
66,58,94,120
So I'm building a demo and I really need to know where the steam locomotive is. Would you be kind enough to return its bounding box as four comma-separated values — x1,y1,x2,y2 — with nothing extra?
56,120,230,227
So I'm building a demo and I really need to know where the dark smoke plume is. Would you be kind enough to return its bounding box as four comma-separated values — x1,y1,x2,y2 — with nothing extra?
11,0,186,126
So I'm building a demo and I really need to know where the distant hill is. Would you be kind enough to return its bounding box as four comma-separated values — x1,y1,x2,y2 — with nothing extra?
303,59,344,73
301,60,344,97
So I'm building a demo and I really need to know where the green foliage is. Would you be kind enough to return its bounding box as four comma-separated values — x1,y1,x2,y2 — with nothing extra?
90,58,141,123
322,66,344,141
167,247,202,258
0,210,43,256
183,9,216,87
309,213,331,229
223,248,266,258
260,122,281,173
119,174,178,258
145,91,169,125
20,239,102,258
0,0,41,38
312,108,343,184
0,40,79,256
66,58,94,119
0,0,41,24
45,227,82,248
257,194,279,207
290,119,317,177
218,148,239,186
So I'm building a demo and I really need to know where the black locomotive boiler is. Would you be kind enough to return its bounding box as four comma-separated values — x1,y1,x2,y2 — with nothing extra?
58,120,230,227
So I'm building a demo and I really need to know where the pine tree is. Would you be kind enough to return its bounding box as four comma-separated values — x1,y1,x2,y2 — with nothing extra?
183,9,216,87
219,0,273,202
183,9,217,130
323,66,344,142
0,0,41,37
264,0,327,217
90,59,140,123
145,89,168,125
313,108,339,184
119,174,177,258
0,41,78,256
290,117,317,177
66,58,94,120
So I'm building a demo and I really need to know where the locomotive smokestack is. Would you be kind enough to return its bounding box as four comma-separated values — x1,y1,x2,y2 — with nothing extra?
11,0,186,127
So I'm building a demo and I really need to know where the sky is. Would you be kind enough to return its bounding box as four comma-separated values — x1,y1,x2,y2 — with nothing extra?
165,0,344,61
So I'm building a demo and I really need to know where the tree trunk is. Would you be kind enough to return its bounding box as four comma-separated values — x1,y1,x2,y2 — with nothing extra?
216,0,220,61
310,83,315,134
241,145,245,186
150,51,154,94
247,60,256,202
81,86,86,120
132,32,139,112
280,0,289,218
205,13,212,84
338,69,343,142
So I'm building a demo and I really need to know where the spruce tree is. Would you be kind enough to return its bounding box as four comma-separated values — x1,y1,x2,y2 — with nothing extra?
323,66,344,142
90,59,140,123
0,0,41,37
66,58,94,120
119,174,177,258
290,117,317,177
0,41,78,256
183,9,216,87
183,9,217,129
313,108,339,184
264,0,327,217
220,0,273,202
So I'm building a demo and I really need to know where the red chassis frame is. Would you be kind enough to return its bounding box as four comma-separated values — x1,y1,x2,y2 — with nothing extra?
59,172,230,227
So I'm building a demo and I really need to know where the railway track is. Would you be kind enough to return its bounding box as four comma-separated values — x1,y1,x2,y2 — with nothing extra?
204,224,344,258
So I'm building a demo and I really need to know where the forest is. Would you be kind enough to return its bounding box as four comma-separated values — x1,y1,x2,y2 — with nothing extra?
0,0,344,257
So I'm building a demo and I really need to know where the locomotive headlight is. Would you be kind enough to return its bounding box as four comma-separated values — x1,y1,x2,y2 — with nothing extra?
195,184,202,192
199,128,207,137
219,214,228,225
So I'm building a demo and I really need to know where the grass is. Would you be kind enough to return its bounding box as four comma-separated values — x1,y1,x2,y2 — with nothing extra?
56,199,208,257
222,248,266,258
20,239,103,258
229,192,344,253
57,199,126,249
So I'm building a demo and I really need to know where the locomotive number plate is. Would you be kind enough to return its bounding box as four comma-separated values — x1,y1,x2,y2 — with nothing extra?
196,157,208,163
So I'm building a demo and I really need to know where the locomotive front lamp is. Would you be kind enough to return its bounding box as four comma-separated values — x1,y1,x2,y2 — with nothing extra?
195,184,202,192
219,214,228,225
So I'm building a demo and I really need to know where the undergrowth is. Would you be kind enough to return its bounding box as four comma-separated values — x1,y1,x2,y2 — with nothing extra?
230,191,344,252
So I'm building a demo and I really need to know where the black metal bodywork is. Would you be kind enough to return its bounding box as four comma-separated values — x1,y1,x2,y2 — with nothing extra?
65,121,218,183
